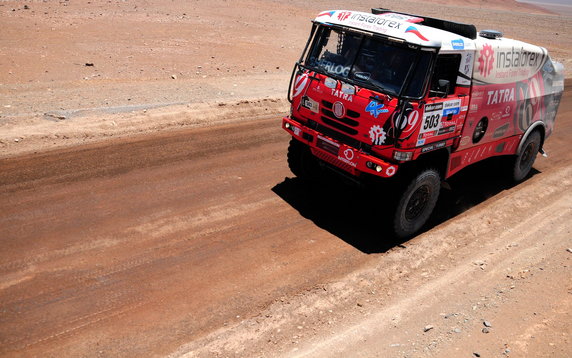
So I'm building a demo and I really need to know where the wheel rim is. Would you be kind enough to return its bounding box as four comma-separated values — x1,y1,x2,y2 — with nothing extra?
519,141,536,171
405,185,431,221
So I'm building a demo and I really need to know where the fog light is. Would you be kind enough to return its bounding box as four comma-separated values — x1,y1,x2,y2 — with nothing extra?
285,122,291,129
375,165,382,172
394,150,413,161
366,161,373,169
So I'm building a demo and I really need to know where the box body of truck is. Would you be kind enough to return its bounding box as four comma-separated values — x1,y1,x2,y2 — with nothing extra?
282,9,564,237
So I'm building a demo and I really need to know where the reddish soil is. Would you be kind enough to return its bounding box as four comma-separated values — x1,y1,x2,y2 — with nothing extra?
0,1,571,357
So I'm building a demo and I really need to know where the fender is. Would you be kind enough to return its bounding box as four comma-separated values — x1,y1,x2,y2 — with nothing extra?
517,121,545,155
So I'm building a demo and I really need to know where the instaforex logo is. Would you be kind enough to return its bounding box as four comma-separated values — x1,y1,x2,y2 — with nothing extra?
496,47,544,69
478,44,495,77
348,13,403,29
404,26,429,41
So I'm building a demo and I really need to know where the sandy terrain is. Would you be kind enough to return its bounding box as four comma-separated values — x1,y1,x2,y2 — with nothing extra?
0,0,571,357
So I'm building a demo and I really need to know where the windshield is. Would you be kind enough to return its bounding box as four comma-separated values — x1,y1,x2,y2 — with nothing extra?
306,26,433,98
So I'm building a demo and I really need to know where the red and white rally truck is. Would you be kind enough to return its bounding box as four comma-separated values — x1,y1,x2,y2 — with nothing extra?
282,8,564,238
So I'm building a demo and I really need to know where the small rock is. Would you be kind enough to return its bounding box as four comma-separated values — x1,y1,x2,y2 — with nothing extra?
14,138,20,143
24,5,30,10
566,248,572,253
357,302,363,307
482,327,490,334
171,74,177,80
423,325,434,332
483,321,492,327
85,62,94,67
453,328,462,333
473,353,481,358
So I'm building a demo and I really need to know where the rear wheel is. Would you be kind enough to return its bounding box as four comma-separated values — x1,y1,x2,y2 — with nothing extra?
511,131,541,182
393,168,441,238
287,138,320,180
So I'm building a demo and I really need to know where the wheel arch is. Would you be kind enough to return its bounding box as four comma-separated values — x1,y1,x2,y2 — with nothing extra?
517,121,546,155
409,148,450,179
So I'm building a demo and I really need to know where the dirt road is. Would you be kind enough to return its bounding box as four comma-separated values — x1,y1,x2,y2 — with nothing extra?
1,0,571,357
1,81,571,357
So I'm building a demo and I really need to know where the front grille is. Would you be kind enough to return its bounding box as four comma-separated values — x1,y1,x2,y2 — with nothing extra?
321,116,358,135
308,120,372,154
322,109,359,127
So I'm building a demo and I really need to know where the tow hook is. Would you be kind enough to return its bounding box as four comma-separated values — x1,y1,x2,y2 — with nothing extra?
539,148,548,158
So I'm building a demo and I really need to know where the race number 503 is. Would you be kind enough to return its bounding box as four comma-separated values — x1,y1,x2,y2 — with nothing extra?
423,114,441,131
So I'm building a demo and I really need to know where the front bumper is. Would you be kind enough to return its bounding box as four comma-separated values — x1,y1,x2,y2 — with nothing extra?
282,117,399,178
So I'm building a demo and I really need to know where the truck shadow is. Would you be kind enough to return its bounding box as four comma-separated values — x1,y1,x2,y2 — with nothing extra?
272,158,539,254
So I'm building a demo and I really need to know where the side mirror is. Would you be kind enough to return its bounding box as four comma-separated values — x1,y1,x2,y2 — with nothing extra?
429,79,451,98
438,79,450,97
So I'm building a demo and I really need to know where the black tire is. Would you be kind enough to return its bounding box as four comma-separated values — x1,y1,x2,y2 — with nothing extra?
393,168,441,238
511,130,541,182
287,138,320,180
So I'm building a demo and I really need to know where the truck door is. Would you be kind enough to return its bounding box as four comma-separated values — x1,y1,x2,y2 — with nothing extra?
417,54,470,148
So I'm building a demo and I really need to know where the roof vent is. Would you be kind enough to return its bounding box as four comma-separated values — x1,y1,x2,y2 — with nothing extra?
479,30,503,39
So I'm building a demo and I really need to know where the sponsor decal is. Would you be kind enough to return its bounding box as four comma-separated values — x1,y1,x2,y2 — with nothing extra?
478,44,495,77
347,13,403,30
460,136,470,146
451,38,464,50
421,141,447,153
317,11,335,18
416,138,426,146
365,97,389,118
354,72,371,81
443,99,461,116
342,148,354,161
486,87,515,105
293,73,309,98
369,125,387,145
332,101,345,118
493,123,510,138
301,96,319,113
315,59,351,76
379,12,424,23
337,11,352,21
437,125,455,136
421,103,442,134
316,135,339,155
497,46,543,70
404,26,429,41
420,99,461,136
331,88,353,102
338,147,357,167
386,166,397,177
502,105,512,118
292,126,301,137
396,108,420,135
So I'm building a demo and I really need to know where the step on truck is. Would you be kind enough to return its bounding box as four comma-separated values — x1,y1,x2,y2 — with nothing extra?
282,8,564,238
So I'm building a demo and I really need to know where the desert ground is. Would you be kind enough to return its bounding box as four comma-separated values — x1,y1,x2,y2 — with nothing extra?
0,0,571,357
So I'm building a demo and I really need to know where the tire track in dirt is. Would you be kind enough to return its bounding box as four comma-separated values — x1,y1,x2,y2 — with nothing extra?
0,84,570,357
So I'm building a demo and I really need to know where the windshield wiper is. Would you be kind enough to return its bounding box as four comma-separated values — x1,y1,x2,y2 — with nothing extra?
351,76,397,97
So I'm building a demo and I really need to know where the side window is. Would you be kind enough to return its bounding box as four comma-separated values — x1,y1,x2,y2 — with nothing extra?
430,54,462,97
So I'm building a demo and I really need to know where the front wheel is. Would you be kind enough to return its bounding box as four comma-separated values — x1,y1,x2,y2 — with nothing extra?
287,138,320,180
510,130,541,182
393,168,441,238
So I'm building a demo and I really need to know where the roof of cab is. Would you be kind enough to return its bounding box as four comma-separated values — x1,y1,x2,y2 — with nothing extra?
314,10,476,51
